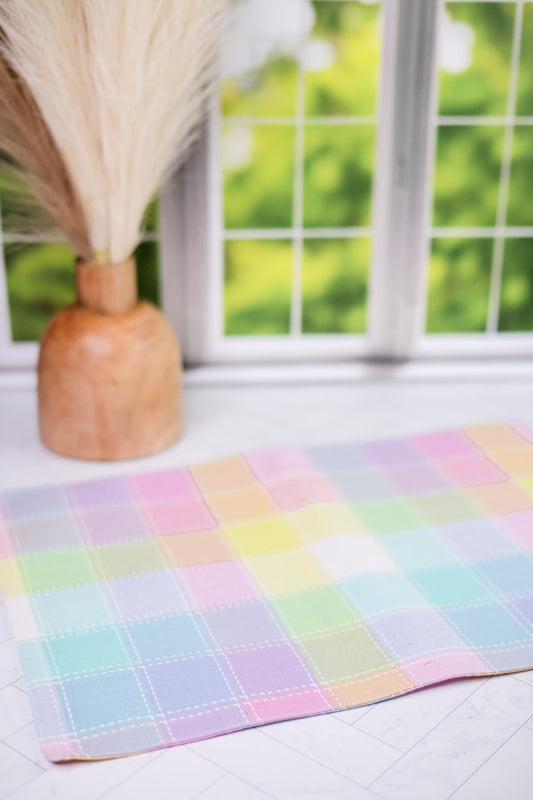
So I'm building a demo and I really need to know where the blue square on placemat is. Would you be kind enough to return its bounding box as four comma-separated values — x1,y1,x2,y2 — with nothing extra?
62,669,151,732
446,603,532,649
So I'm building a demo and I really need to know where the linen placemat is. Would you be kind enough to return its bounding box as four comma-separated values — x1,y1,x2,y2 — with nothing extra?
0,422,532,761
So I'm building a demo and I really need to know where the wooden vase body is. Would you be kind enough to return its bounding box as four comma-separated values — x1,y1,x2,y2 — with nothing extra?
37,258,182,461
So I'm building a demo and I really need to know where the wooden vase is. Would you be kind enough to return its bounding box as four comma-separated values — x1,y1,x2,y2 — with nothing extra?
37,257,182,461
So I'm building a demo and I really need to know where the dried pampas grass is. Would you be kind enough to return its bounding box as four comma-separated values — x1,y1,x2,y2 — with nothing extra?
0,49,91,259
0,0,230,263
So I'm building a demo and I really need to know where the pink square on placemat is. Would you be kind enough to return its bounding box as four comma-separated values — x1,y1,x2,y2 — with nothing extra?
412,430,479,459
0,504,12,557
0,523,13,558
143,498,216,535
179,561,261,608
130,469,199,502
246,688,334,724
403,651,488,684
437,456,507,487
246,447,316,482
41,740,77,763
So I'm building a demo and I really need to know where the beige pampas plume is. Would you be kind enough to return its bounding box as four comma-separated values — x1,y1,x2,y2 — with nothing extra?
0,0,230,264
0,46,91,259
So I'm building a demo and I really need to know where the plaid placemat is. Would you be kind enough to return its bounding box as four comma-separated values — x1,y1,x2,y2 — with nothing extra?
1,422,532,762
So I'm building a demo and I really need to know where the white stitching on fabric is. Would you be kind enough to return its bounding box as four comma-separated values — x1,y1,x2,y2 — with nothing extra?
12,550,82,748
40,701,246,739
4,429,533,758
75,519,169,747
23,635,533,689
20,585,533,638
153,535,250,730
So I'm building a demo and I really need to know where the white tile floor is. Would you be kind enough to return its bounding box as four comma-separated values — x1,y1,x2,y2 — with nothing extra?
1,380,533,799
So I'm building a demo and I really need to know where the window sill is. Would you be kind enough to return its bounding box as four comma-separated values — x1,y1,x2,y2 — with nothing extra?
1,357,533,392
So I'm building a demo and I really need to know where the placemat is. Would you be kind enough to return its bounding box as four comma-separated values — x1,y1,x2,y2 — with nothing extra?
1,422,532,762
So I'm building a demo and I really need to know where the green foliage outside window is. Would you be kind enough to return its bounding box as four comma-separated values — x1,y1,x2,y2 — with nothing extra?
225,239,292,335
499,238,533,331
303,125,375,229
304,2,380,116
5,242,76,342
223,126,295,229
433,126,504,228
438,2,515,116
5,239,159,342
427,238,492,333
302,237,368,333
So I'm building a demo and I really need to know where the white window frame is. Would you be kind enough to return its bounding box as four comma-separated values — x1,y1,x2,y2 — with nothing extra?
2,0,533,375
0,226,45,369
164,0,441,365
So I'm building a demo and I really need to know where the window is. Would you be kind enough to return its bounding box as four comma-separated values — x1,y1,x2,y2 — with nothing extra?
1,0,532,371
222,0,380,341
171,0,384,363
422,0,533,357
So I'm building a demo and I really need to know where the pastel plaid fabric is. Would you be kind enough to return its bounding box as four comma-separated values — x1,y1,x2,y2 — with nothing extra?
1,422,533,762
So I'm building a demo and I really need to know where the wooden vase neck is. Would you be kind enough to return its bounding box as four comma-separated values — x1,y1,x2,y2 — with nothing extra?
76,256,137,314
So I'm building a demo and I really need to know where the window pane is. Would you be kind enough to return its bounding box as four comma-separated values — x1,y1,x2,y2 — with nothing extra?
507,126,533,226
426,238,492,333
5,242,75,342
516,3,533,116
4,239,160,343
432,125,504,227
224,239,292,335
222,57,298,118
136,240,160,306
222,58,297,118
305,1,381,117
302,238,368,333
223,125,295,229
303,124,375,227
499,238,533,331
439,2,515,116
220,0,298,116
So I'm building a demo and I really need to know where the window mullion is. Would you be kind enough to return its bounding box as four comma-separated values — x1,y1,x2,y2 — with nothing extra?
0,212,11,360
160,118,216,367
368,0,440,360
486,0,524,333
290,3,308,338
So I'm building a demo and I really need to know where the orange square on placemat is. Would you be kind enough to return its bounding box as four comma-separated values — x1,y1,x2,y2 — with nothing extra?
464,423,528,452
205,485,279,524
327,668,413,708
488,449,533,478
163,529,235,566
190,456,257,494
464,482,533,515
